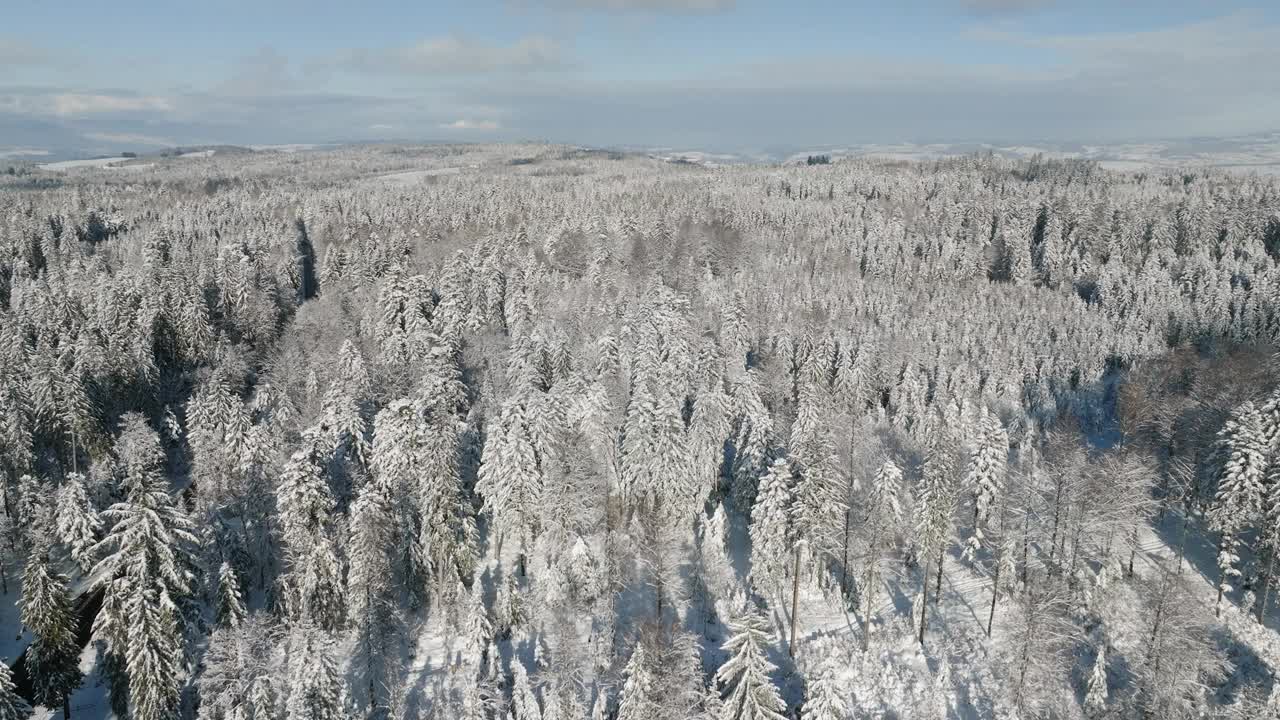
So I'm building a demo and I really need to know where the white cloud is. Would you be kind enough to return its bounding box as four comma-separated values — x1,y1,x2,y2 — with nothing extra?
440,119,501,131
369,123,395,130
53,93,171,116
329,35,564,76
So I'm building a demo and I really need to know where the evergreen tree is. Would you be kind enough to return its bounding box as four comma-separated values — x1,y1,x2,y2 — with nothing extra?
1210,401,1267,616
0,661,31,720
862,458,904,651
616,643,658,720
286,630,347,720
715,608,788,720
914,431,956,645
800,664,843,720
55,473,100,574
1084,645,1109,718
216,561,246,629
750,458,793,590
92,414,198,720
20,550,82,717
962,408,1007,558
347,479,399,712
477,397,544,576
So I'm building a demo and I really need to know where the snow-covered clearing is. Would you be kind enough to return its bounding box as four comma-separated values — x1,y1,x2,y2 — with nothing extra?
37,157,130,171
370,167,463,185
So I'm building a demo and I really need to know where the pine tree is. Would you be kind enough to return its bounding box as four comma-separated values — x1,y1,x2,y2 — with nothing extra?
800,664,843,720
0,661,31,720
1084,645,1109,718
617,643,658,720
862,458,904,651
92,414,198,720
1210,401,1267,616
55,473,100,573
914,431,956,645
715,608,788,720
750,458,793,590
511,663,541,720
347,478,399,712
286,631,347,720
464,576,493,670
20,550,82,716
962,408,1007,558
216,561,246,628
477,397,544,576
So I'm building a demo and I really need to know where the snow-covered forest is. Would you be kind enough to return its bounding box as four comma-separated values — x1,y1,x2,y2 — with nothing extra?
4,144,1280,719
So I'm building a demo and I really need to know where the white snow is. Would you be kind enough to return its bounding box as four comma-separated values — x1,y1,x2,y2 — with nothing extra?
38,157,131,171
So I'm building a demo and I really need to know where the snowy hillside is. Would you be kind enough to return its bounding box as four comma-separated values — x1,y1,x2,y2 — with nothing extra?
2,144,1280,720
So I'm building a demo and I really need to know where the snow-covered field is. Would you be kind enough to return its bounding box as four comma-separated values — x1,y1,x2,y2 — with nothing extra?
37,157,131,171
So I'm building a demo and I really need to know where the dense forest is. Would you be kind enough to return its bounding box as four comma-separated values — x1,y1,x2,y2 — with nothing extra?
2,144,1280,719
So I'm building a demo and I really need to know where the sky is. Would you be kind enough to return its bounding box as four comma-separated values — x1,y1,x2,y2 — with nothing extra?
2,0,1279,153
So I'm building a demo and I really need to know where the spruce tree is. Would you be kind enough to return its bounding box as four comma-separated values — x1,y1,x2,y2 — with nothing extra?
800,664,843,720
215,561,246,629
1084,645,1109,718
962,408,1007,558
1210,401,1267,616
55,473,100,574
92,414,198,720
616,643,658,720
749,458,793,590
0,661,31,720
715,608,788,720
286,630,347,720
347,478,398,712
862,458,904,651
20,550,82,717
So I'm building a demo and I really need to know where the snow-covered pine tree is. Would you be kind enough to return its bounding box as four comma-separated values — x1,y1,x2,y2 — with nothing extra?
347,478,399,712
862,457,904,651
1210,400,1268,616
20,550,82,716
914,429,957,645
616,643,659,720
286,629,348,720
800,663,843,720
511,663,542,720
477,396,543,577
1084,644,1109,718
92,414,198,720
786,378,841,654
749,457,793,591
962,407,1007,558
0,661,30,720
715,607,788,720
216,561,246,628
55,472,100,573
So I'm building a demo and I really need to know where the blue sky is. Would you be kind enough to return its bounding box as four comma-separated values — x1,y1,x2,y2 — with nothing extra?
2,0,1278,152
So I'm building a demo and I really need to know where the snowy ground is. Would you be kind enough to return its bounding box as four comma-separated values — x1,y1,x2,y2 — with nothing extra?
37,157,131,171
369,167,463,185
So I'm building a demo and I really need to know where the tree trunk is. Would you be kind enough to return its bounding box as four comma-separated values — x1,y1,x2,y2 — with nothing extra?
1259,548,1276,623
1127,534,1137,579
63,697,71,720
862,571,875,652
841,508,852,600
789,545,802,657
987,554,1000,637
1215,537,1227,618
933,547,945,603
918,559,931,646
